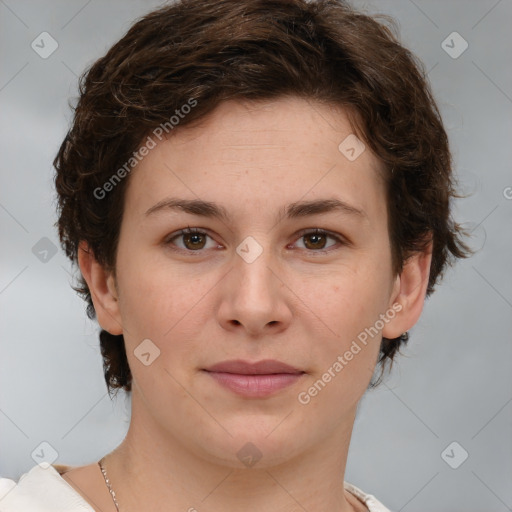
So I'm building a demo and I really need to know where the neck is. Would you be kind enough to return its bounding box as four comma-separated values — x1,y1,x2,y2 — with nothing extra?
104,390,361,512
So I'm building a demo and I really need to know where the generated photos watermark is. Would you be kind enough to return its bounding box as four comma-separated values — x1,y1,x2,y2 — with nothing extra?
297,302,403,405
93,98,198,200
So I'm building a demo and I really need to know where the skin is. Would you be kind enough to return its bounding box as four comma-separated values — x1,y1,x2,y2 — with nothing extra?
66,96,432,512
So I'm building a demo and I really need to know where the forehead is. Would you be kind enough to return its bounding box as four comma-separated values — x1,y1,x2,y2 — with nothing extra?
123,96,387,225
169,97,371,158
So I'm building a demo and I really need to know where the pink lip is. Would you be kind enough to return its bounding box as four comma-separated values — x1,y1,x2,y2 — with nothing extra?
203,359,305,398
205,359,303,374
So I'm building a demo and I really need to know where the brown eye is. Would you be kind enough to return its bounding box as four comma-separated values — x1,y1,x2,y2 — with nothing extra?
303,231,328,250
166,228,218,252
182,231,207,250
294,229,343,253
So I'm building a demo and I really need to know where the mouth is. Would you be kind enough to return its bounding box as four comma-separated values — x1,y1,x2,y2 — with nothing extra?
202,359,306,398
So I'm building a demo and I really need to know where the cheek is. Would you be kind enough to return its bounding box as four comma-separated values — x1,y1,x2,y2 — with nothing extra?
121,281,208,348
116,266,207,391
115,254,221,388
115,238,202,331
325,260,391,319
309,261,392,364
297,276,389,410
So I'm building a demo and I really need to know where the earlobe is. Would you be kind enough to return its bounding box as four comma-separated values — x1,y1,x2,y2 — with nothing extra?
382,241,433,340
77,241,123,335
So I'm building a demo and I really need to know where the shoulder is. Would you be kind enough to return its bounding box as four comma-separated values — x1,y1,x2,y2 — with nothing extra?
0,463,95,512
344,481,394,512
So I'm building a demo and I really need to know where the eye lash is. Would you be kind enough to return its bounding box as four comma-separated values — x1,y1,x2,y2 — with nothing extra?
181,226,201,234
165,226,208,243
167,226,204,239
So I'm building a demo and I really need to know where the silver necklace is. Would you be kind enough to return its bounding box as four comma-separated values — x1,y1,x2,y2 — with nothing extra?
97,457,360,512
98,457,120,511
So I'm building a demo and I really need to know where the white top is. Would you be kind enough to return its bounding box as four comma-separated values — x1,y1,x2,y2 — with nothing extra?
0,464,392,512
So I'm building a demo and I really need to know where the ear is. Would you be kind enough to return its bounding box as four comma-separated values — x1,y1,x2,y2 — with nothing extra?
382,240,433,340
77,241,123,335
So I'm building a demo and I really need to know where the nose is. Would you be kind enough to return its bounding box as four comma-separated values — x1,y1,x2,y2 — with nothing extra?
216,243,292,338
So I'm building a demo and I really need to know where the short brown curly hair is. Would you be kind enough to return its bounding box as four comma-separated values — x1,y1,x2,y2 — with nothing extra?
54,0,470,396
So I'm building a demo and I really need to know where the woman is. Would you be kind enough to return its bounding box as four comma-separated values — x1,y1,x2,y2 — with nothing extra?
0,0,469,510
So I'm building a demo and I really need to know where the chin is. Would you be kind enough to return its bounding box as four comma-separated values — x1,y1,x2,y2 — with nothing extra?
194,420,311,470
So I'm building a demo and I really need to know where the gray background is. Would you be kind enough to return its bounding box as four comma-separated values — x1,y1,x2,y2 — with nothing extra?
1,1,511,511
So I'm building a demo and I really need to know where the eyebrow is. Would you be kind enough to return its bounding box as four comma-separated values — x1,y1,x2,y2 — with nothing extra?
144,197,367,223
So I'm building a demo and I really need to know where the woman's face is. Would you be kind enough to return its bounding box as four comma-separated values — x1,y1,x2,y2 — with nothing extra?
102,96,405,467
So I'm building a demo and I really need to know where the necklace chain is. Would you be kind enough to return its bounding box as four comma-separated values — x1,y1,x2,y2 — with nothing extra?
98,457,120,512
97,457,364,512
